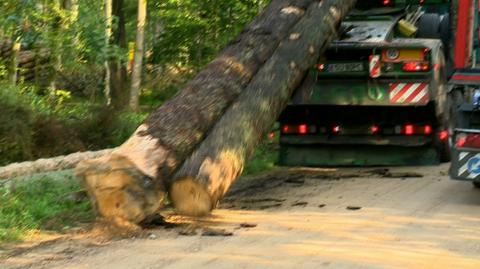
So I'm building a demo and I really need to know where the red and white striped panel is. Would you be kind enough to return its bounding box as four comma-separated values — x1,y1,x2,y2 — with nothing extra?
388,83,429,104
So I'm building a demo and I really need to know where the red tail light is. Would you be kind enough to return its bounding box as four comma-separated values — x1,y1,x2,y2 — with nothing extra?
332,125,341,134
439,130,448,141
282,124,314,135
424,125,432,135
402,124,433,135
317,64,325,72
298,124,308,134
383,0,391,5
371,125,380,134
403,61,430,72
456,133,480,148
405,124,414,135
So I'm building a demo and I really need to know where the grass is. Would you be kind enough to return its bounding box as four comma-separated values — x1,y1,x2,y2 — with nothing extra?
0,170,93,243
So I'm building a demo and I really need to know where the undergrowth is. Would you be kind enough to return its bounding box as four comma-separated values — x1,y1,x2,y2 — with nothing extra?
0,82,148,166
244,141,278,176
0,170,92,242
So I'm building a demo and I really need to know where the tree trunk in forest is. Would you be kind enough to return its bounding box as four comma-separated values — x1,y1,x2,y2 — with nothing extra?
129,0,147,111
171,0,356,216
105,0,129,109
9,41,20,85
109,0,128,109
104,0,113,105
49,0,66,92
76,0,337,224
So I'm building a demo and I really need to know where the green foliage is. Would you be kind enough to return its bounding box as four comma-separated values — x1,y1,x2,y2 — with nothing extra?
0,171,93,242
149,0,269,68
244,141,277,176
0,83,147,165
76,108,148,149
0,0,276,167
0,83,35,165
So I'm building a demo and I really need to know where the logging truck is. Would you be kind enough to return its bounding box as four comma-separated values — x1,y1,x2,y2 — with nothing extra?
279,0,468,166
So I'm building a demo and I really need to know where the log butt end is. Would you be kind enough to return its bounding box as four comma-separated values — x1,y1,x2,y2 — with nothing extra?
170,177,213,217
75,154,165,224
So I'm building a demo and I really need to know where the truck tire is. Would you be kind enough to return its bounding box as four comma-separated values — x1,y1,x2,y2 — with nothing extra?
437,128,451,162
439,14,450,57
438,90,463,162
417,13,441,39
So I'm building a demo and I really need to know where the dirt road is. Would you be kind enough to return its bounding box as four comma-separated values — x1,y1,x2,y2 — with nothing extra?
2,164,480,269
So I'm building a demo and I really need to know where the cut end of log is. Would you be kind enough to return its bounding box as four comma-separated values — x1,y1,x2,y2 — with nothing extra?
170,176,213,217
75,154,166,224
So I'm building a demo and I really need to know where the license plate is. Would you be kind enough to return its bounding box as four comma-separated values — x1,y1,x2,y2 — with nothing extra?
328,63,364,72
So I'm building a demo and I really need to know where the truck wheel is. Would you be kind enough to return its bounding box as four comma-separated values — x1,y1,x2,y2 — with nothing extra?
417,13,441,39
437,131,451,162
439,14,450,57
473,182,480,189
438,90,463,162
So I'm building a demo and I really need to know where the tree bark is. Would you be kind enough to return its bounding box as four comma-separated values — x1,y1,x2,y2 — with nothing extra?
9,41,20,85
129,0,147,111
109,0,128,109
76,0,313,224
104,0,113,105
171,0,356,216
0,149,113,180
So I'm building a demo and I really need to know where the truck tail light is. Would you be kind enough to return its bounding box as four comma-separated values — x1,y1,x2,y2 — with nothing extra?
371,125,380,134
439,130,448,141
317,64,326,72
298,124,308,134
404,124,414,135
456,133,480,148
332,125,341,134
282,124,316,135
383,0,391,5
403,61,430,72
402,124,433,135
424,125,432,135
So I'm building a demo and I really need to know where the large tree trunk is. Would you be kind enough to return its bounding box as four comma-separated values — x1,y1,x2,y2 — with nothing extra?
76,0,319,224
109,0,128,109
129,0,147,111
171,0,356,216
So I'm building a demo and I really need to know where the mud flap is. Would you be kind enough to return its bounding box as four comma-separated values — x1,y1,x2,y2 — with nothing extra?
450,151,480,181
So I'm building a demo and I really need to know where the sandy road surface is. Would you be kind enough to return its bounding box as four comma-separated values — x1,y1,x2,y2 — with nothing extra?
2,164,480,269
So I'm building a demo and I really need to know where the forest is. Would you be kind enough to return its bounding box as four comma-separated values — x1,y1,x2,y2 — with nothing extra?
0,0,270,166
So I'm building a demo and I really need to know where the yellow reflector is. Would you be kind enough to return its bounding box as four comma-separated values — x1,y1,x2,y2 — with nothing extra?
397,19,417,37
